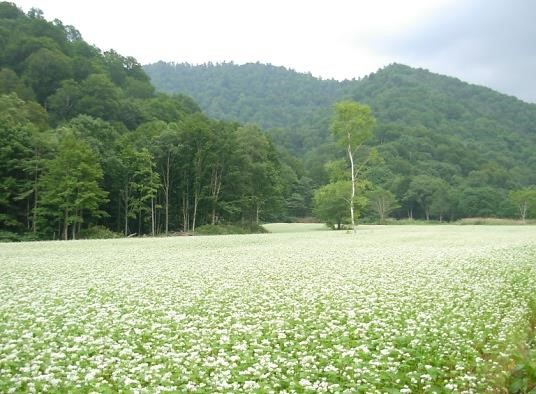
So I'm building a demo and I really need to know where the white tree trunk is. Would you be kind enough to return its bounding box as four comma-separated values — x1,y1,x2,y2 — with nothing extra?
347,139,356,233
192,190,198,233
151,197,155,236
165,152,170,235
520,200,527,222
123,184,129,236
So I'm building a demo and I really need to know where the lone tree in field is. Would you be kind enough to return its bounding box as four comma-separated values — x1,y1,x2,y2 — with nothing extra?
509,187,536,222
331,101,375,232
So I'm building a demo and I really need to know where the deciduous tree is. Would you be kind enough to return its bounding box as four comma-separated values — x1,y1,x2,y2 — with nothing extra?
330,101,376,232
39,131,108,239
366,188,400,223
509,187,536,222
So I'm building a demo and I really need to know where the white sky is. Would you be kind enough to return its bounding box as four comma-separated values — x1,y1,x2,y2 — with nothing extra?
12,0,536,102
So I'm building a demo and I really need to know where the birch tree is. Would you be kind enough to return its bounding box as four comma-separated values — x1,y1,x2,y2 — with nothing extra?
331,101,375,232
150,123,182,235
509,187,536,222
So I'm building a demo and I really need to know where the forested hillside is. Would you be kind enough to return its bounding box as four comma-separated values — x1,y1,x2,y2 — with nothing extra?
0,3,301,240
145,61,347,155
2,1,535,242
146,62,536,221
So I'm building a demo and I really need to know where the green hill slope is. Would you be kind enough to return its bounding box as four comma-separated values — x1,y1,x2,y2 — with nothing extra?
145,61,536,220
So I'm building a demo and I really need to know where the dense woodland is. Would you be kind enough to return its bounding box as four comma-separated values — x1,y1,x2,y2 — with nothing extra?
146,62,536,222
0,3,295,240
1,2,536,241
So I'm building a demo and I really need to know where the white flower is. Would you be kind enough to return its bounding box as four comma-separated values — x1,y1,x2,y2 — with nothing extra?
243,380,260,389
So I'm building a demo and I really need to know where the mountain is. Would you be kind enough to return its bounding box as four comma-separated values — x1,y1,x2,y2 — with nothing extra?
144,61,349,155
145,61,344,129
145,61,536,219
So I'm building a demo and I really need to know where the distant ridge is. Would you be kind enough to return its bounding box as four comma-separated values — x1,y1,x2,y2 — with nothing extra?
144,61,535,133
145,61,536,220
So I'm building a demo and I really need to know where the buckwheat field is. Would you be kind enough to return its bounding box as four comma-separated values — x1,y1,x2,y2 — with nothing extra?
1,225,535,393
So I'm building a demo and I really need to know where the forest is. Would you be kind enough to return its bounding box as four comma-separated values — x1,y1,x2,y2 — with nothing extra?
146,62,536,222
1,2,536,241
0,3,298,241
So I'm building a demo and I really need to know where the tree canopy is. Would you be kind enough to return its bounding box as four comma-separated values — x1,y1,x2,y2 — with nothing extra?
0,3,298,240
146,61,536,223
1,2,536,241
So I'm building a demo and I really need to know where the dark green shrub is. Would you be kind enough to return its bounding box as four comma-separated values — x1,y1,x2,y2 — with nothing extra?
78,225,121,239
195,224,268,235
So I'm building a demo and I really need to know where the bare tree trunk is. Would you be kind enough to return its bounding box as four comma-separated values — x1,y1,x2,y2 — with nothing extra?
182,191,189,232
32,194,38,233
151,197,155,236
192,190,198,233
379,202,385,223
520,201,527,222
32,155,39,234
211,209,218,226
192,150,203,234
63,208,69,240
71,214,76,240
210,165,223,225
164,152,170,235
347,139,356,233
123,186,129,236
375,199,386,223
71,207,78,240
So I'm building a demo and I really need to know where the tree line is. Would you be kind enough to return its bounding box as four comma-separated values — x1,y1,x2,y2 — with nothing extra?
0,3,307,240
1,2,535,242
1,94,287,240
145,61,536,223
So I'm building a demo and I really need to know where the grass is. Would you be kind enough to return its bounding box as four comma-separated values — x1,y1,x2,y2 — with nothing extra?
0,225,535,392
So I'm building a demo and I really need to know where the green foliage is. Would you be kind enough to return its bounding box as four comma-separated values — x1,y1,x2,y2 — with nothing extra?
0,67,35,100
404,175,449,220
0,94,39,231
0,5,293,239
331,101,375,148
2,2,536,238
78,225,120,239
507,293,536,393
509,187,536,221
146,61,536,222
38,132,108,240
195,223,267,235
330,101,376,231
144,61,341,135
313,181,366,229
23,47,72,103
366,188,400,223
0,230,20,242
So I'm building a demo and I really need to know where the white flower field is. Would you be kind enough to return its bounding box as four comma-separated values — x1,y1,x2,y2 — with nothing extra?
1,225,535,393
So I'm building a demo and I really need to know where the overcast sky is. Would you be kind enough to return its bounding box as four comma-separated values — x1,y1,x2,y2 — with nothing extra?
13,0,536,103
